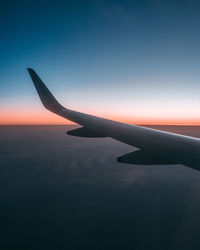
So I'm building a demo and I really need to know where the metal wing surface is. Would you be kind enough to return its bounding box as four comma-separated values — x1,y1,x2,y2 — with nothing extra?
28,68,200,171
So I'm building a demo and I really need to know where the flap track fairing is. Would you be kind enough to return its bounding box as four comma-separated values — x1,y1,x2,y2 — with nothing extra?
67,127,107,138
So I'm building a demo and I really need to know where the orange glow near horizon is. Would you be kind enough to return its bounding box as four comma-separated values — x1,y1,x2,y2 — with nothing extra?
0,108,73,125
2,107,200,125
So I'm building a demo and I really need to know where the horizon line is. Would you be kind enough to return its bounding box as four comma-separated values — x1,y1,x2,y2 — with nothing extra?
1,123,200,126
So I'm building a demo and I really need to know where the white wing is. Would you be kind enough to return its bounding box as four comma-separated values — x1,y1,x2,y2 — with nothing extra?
28,68,200,170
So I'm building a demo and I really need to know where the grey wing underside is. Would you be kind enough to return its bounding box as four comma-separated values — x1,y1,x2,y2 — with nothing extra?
28,68,200,171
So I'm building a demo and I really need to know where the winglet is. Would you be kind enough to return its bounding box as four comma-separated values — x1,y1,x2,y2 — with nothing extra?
27,68,63,114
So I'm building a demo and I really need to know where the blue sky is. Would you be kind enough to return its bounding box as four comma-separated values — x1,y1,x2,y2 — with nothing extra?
1,0,200,124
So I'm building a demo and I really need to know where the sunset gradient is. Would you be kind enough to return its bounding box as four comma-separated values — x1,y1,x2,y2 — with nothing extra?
2,106,200,125
1,0,200,125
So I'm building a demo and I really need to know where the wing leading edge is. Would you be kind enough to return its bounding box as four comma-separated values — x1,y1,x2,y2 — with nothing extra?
28,68,200,171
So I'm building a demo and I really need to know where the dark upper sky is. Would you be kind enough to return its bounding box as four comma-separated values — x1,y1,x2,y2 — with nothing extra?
1,0,200,124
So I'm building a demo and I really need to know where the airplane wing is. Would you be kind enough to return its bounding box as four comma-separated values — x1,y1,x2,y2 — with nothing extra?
28,68,200,171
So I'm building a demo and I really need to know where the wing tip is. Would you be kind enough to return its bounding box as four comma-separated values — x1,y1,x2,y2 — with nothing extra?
27,67,34,73
27,67,63,114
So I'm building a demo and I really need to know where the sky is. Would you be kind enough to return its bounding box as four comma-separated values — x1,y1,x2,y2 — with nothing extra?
1,0,200,125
